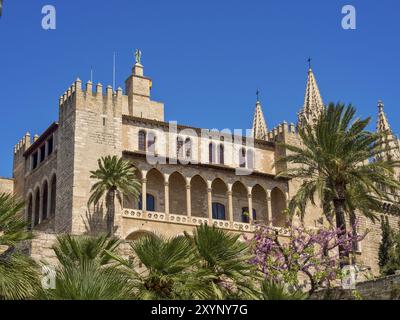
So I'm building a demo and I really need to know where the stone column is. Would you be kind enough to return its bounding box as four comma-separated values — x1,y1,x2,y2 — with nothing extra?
267,190,273,226
186,177,191,218
247,186,253,224
141,178,147,212
207,180,212,220
227,183,233,224
164,174,170,216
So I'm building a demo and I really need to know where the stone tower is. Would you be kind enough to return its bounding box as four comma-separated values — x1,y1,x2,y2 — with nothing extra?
297,68,324,129
252,97,268,140
56,78,123,234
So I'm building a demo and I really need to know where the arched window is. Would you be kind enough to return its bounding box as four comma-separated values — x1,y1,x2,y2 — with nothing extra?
27,194,33,229
138,130,146,151
219,144,224,165
147,132,156,155
185,138,192,160
138,193,156,212
34,189,40,226
42,181,48,221
212,202,226,220
241,207,256,223
239,148,246,168
50,175,56,216
177,136,184,159
209,143,216,164
247,149,254,170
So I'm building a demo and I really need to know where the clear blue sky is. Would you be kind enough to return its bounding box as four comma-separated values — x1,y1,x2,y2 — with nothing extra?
1,0,399,178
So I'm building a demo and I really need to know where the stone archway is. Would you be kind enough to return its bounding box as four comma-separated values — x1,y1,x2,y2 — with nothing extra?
190,175,207,218
34,188,40,226
42,180,49,221
146,169,165,212
123,165,142,210
169,172,187,215
271,187,287,227
252,184,268,224
211,178,228,220
232,181,248,222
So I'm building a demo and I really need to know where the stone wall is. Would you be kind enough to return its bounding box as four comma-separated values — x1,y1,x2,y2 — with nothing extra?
312,274,400,300
0,177,13,194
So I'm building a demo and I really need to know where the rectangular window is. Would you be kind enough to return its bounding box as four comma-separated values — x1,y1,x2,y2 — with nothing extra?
40,144,46,162
32,152,38,170
47,137,53,155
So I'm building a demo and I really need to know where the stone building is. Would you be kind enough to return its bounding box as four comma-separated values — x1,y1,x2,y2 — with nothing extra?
2,54,400,274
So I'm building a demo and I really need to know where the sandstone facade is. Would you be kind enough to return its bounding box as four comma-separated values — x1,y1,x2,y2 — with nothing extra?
5,56,400,275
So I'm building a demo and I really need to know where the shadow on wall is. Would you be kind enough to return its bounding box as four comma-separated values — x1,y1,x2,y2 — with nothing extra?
83,204,109,235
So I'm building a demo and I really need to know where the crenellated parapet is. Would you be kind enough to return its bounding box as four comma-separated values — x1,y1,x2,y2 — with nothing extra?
58,78,124,121
13,132,31,157
267,121,297,143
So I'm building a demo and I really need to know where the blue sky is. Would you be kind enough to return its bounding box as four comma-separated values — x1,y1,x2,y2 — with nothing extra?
0,0,399,177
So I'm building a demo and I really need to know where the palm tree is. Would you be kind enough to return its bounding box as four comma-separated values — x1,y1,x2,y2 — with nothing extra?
107,225,259,300
186,224,260,299
88,156,141,235
0,193,41,300
107,233,204,299
277,103,400,263
40,234,134,300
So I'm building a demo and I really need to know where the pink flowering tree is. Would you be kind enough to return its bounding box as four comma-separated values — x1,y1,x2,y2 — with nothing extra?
248,223,366,295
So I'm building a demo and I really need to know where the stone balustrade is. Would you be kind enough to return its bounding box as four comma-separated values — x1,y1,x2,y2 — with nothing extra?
122,208,257,232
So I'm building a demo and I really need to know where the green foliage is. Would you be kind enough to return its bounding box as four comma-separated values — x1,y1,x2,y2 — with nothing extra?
107,224,260,300
379,216,393,272
278,103,400,224
0,193,40,300
40,234,134,300
88,156,141,235
260,280,307,300
380,222,400,276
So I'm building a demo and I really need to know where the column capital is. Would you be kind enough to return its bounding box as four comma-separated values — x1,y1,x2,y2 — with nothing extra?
207,187,212,193
186,184,191,190
227,190,233,197
247,193,252,199
141,178,147,184
163,173,170,183
141,170,148,178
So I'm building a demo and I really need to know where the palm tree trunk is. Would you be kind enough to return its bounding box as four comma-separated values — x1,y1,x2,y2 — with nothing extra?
106,189,116,235
333,198,349,267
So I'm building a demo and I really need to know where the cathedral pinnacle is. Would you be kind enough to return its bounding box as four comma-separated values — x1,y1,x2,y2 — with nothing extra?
298,65,324,129
252,90,268,140
376,100,400,162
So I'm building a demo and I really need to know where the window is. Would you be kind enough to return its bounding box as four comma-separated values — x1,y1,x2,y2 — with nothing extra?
212,202,226,220
177,137,184,159
185,138,192,160
47,136,54,155
239,148,246,168
219,144,224,165
138,193,155,212
32,152,38,170
40,144,46,162
247,149,254,170
209,143,216,164
147,132,156,154
241,207,257,223
138,131,146,151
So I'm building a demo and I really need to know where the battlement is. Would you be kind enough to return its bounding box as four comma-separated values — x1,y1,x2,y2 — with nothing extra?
267,121,297,142
58,78,124,115
13,132,31,156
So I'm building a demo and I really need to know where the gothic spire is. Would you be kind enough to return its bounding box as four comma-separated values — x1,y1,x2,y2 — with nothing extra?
376,100,400,161
298,67,324,129
252,92,268,140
